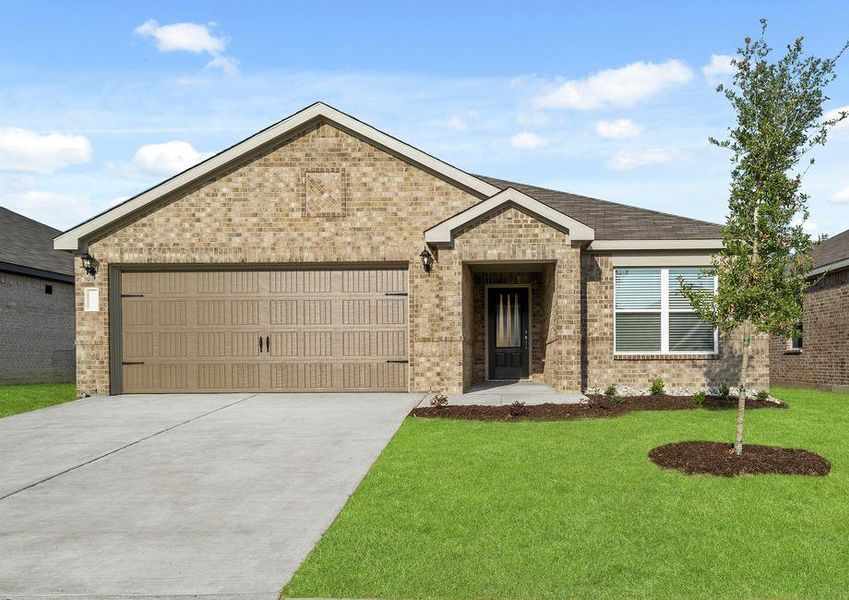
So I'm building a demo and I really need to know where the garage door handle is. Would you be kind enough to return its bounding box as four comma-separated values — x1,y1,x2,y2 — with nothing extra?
258,336,263,353
265,336,271,353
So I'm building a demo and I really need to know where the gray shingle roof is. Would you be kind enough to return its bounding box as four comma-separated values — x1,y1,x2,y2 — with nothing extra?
0,207,74,278
477,176,723,241
813,228,849,271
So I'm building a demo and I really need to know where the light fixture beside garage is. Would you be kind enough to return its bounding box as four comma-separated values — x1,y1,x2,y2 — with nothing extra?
80,253,98,278
419,247,434,273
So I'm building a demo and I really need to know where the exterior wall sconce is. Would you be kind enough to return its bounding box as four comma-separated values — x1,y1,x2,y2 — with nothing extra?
80,253,98,278
419,247,434,273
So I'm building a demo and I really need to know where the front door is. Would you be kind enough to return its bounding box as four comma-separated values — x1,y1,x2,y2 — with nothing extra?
487,287,530,380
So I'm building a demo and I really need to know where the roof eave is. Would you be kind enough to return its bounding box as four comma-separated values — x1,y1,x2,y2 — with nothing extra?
587,239,723,251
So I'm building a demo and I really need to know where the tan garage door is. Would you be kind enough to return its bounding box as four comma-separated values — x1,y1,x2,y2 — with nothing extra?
119,268,408,393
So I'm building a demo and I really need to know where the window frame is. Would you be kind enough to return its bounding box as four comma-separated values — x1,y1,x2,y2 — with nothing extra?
613,267,719,356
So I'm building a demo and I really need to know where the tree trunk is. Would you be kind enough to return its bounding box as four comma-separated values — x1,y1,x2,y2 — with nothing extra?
735,321,751,457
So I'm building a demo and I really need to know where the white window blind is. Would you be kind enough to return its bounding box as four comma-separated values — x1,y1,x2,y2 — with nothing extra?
614,267,717,354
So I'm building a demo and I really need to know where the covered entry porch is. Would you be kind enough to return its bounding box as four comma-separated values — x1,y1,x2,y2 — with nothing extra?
460,260,579,393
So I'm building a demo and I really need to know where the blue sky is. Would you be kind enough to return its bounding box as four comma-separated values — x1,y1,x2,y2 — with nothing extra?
1,1,848,235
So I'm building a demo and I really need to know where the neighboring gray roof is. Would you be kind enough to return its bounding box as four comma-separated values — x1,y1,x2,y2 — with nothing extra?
812,228,849,271
477,176,723,241
0,207,74,280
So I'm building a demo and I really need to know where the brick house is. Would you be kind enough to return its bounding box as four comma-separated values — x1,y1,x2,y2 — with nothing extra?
54,103,768,396
1,207,75,384
770,229,849,392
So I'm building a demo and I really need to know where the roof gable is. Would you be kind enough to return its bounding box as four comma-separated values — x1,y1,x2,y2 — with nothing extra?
55,102,501,252
425,187,595,244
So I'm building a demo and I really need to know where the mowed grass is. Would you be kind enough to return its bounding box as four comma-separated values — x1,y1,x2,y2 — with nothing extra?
0,383,77,418
284,388,849,599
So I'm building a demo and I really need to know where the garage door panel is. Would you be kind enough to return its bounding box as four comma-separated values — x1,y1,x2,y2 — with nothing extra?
120,267,408,393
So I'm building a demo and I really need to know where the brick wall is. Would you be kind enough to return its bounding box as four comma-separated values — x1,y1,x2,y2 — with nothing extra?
73,117,760,396
0,271,75,384
583,253,770,394
770,268,849,391
77,120,485,395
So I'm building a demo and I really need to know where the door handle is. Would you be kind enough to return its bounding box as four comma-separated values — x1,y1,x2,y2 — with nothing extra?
258,335,263,353
523,329,529,349
265,336,271,354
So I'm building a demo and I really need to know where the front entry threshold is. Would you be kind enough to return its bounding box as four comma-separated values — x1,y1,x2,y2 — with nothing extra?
442,381,587,406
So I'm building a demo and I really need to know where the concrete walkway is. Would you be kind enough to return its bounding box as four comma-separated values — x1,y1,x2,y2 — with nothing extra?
444,381,587,406
0,392,421,599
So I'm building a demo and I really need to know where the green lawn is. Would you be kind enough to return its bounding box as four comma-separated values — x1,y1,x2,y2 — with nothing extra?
0,383,77,418
284,387,849,599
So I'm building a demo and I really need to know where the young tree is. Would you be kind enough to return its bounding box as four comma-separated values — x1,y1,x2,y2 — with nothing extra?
683,20,847,456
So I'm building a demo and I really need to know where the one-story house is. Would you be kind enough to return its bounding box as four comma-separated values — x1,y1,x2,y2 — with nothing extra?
770,228,849,392
1,207,75,384
54,102,769,396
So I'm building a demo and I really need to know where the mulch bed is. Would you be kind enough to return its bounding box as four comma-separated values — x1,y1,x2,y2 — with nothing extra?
649,441,831,477
410,394,786,422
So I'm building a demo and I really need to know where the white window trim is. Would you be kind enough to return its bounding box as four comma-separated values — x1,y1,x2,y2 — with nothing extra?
613,267,718,356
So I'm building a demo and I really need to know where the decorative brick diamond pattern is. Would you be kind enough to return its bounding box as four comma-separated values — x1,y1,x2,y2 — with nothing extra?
303,168,347,217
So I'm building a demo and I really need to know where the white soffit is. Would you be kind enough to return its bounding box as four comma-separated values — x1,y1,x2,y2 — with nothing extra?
588,239,723,251
424,187,595,244
54,102,502,251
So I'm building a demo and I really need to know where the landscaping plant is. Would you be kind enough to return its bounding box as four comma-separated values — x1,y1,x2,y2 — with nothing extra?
508,400,526,417
429,393,448,409
649,378,665,396
680,20,847,456
692,391,707,406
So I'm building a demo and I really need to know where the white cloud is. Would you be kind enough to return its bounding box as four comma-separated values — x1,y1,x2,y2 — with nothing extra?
792,213,818,233
824,105,849,131
135,19,238,75
510,131,548,149
595,118,643,139
1,190,93,228
608,148,685,170
131,141,211,176
206,55,239,76
830,185,849,203
702,54,735,84
533,60,693,110
0,128,91,173
447,116,468,131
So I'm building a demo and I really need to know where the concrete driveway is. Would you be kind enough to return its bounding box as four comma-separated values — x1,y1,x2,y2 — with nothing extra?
0,392,421,599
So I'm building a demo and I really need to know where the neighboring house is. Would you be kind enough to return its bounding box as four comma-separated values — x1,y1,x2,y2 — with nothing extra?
0,207,75,384
55,103,769,396
770,229,849,392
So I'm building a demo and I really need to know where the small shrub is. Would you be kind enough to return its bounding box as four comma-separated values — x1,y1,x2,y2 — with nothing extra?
692,391,707,406
508,400,526,417
604,384,618,397
611,393,625,405
719,383,730,401
429,393,448,409
756,390,770,401
650,378,665,396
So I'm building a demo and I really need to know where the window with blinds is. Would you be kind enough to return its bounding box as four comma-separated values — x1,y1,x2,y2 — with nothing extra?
614,267,717,354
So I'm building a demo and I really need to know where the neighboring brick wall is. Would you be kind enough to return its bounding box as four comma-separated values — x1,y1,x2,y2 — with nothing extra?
583,253,770,393
0,271,75,384
770,268,849,391
77,121,486,395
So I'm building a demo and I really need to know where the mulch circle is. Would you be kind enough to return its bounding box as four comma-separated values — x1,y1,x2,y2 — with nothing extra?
649,441,831,477
410,394,786,422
